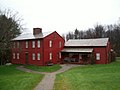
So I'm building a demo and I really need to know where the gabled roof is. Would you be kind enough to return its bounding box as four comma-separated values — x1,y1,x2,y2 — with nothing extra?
12,31,54,41
65,38,109,47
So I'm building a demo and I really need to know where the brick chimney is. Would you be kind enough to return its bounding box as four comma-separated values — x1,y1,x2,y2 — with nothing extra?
33,28,42,35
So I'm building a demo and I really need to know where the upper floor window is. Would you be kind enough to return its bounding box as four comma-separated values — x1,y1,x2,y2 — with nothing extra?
96,53,100,60
37,53,40,60
17,42,20,48
32,41,35,48
49,40,52,47
32,53,35,60
49,53,52,60
13,53,15,59
26,41,28,48
37,40,40,48
17,53,19,59
59,41,62,48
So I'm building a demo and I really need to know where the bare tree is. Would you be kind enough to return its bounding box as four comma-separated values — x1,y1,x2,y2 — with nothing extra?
0,9,24,65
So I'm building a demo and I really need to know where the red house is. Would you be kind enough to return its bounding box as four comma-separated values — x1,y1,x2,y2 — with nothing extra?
11,28,64,66
61,38,111,64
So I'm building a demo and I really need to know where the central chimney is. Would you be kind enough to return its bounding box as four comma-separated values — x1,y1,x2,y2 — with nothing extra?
33,28,42,35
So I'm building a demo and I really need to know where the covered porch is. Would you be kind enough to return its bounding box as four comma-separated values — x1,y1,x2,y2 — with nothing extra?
61,48,94,64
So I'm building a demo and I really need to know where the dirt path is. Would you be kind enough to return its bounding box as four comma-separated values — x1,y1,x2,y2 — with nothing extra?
16,64,81,90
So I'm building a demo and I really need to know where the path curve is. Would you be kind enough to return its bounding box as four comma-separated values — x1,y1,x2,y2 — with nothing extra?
16,64,81,90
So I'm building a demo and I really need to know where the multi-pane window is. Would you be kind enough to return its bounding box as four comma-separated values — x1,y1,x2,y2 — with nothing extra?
49,40,52,47
32,53,35,60
49,53,52,60
13,53,15,59
26,41,28,48
59,41,62,48
32,41,35,48
37,40,40,48
37,53,40,60
17,53,19,59
59,52,61,58
17,42,20,48
96,53,100,60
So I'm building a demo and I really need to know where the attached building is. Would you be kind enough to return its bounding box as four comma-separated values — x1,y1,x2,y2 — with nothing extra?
11,28,64,66
61,38,111,64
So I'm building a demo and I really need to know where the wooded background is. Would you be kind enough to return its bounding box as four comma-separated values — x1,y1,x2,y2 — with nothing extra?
64,21,120,57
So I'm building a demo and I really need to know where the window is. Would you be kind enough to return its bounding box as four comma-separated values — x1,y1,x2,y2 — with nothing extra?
96,53,100,60
49,40,52,47
49,53,52,60
13,42,15,48
59,41,62,48
37,53,40,60
32,53,35,60
26,41,28,48
17,53,19,59
32,41,35,48
37,40,40,48
59,52,61,58
17,42,20,48
53,34,56,39
13,53,15,59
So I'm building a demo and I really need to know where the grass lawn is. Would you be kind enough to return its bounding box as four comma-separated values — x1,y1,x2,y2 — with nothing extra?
24,64,61,72
53,58,120,90
0,65,44,90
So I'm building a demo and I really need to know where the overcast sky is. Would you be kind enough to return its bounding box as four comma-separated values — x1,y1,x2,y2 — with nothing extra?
0,0,120,34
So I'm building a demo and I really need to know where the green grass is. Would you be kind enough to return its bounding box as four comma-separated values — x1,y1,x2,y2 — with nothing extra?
24,64,61,72
53,59,120,90
0,65,44,90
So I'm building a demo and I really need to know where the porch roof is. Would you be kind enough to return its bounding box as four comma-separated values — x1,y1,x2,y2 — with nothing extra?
61,48,93,53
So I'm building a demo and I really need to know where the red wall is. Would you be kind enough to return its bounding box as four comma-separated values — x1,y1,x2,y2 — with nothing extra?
11,39,44,65
94,41,111,64
11,31,64,66
43,31,64,65
94,47,107,64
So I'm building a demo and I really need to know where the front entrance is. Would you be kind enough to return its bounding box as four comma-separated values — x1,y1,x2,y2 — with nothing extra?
25,52,28,64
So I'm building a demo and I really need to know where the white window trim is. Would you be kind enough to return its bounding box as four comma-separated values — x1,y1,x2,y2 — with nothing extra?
37,53,40,60
96,53,100,60
59,41,62,48
17,53,19,59
37,40,40,48
26,41,28,48
32,41,35,48
49,53,52,60
49,40,52,47
32,53,35,60
13,53,15,59
59,52,61,58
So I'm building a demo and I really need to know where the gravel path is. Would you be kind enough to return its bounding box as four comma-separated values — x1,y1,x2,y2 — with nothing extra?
16,64,81,90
